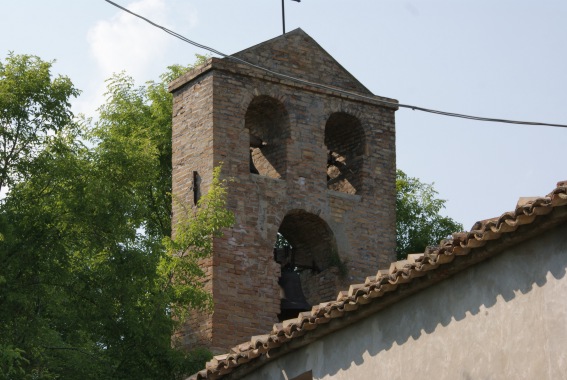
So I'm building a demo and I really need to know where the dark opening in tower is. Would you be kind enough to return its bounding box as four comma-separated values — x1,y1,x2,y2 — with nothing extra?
325,112,365,194
245,96,290,179
273,210,340,321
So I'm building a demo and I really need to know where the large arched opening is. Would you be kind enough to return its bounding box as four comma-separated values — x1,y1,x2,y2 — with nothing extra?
273,210,342,321
325,112,366,194
245,96,290,179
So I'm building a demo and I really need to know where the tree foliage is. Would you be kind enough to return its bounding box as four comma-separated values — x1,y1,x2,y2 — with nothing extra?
396,169,463,260
0,53,228,379
0,53,80,192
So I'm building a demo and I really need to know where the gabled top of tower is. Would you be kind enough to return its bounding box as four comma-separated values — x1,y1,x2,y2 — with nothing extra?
231,28,372,95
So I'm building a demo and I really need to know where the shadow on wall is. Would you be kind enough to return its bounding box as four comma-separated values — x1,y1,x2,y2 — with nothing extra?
313,225,567,378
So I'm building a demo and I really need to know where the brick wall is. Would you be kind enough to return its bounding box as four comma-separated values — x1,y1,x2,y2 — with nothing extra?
170,29,397,354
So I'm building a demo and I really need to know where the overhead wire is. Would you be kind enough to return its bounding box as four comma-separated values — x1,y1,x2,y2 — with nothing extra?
104,0,567,129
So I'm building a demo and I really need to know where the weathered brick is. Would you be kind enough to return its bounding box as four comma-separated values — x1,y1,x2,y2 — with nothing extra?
170,29,397,354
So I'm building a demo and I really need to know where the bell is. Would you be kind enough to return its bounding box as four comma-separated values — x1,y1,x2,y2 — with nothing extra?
278,268,311,321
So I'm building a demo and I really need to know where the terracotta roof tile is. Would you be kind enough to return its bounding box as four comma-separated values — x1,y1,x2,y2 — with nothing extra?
188,181,567,380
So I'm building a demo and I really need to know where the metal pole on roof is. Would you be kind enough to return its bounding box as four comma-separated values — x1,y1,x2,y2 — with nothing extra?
282,0,286,34
282,0,301,35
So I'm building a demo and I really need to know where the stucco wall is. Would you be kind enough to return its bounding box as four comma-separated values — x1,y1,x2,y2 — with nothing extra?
241,223,567,379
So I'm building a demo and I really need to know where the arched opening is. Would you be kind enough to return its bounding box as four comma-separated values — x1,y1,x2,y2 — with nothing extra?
245,96,290,179
324,112,365,194
273,211,341,321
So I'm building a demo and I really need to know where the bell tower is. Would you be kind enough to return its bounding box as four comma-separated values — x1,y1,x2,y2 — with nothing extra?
170,29,397,353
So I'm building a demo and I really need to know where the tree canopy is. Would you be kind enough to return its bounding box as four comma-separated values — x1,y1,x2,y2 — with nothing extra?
0,53,80,193
396,169,463,260
0,53,230,379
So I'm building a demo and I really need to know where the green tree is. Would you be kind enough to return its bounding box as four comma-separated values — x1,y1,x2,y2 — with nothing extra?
0,53,80,192
0,53,229,379
396,169,463,260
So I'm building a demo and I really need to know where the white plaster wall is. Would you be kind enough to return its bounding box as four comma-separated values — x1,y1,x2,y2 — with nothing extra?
241,224,567,380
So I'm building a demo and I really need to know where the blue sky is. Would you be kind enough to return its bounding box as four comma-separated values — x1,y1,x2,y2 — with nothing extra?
2,0,566,231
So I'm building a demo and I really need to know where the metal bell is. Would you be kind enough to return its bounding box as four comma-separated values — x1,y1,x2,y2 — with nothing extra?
278,268,311,321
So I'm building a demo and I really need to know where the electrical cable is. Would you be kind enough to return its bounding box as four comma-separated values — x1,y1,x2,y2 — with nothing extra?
104,0,567,128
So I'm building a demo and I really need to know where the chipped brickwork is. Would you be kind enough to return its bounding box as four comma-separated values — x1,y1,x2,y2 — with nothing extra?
170,29,397,354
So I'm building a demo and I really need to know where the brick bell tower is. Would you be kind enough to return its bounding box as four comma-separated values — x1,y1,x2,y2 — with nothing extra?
169,29,397,354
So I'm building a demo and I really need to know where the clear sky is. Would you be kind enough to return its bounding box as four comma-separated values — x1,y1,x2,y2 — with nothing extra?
2,0,566,231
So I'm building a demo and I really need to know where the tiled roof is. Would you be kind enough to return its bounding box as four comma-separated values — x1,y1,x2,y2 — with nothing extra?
189,181,567,380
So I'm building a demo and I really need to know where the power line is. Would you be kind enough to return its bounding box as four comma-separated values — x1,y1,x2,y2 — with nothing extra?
104,0,567,129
